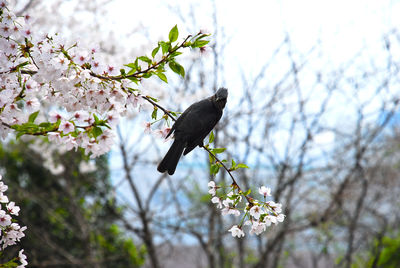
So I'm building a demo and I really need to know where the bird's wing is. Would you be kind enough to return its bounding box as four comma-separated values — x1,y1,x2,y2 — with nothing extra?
174,99,222,155
166,102,194,139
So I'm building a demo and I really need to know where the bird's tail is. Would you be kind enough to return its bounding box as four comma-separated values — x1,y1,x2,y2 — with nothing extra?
157,140,185,175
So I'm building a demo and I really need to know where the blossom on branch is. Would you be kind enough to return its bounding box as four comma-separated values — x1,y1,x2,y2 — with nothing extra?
0,175,27,264
259,186,271,197
209,181,285,238
228,225,245,238
18,249,28,268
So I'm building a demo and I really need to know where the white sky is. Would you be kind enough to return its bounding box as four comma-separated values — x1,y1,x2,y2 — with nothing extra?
109,0,400,68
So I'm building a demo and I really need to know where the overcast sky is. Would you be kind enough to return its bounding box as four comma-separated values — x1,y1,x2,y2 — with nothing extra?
108,0,400,70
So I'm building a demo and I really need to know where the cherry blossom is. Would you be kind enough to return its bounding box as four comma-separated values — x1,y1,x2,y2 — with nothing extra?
59,120,75,134
211,196,223,209
248,221,268,235
258,186,271,197
142,122,152,134
18,249,28,268
6,201,20,216
221,206,241,217
0,174,27,263
208,180,218,195
209,181,285,237
249,205,262,220
228,225,245,238
0,210,11,227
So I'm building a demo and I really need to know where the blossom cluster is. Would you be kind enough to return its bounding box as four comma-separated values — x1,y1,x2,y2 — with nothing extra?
0,0,144,158
208,182,285,238
0,175,27,267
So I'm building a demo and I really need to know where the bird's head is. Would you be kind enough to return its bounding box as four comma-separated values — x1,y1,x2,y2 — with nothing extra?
214,87,228,110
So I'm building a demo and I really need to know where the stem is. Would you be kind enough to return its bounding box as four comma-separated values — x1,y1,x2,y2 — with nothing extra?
201,144,253,205
141,96,175,121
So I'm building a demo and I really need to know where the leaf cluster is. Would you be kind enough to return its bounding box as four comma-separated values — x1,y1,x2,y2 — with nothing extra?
121,25,210,84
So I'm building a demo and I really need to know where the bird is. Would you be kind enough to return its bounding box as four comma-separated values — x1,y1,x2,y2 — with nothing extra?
157,88,228,175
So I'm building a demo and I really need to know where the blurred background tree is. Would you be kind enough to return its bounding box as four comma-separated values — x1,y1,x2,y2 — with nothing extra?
0,140,146,267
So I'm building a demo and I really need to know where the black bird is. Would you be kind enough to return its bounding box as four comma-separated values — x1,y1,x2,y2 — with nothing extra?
157,88,228,175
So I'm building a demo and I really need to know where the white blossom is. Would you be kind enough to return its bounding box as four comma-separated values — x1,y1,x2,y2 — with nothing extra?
221,206,241,217
249,221,267,235
0,210,12,226
208,181,218,195
6,202,20,216
228,225,245,238
259,186,271,197
211,196,223,209
17,249,28,268
249,205,263,220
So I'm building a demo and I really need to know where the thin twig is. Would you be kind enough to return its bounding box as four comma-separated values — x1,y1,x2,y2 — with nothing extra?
201,144,253,204
141,96,176,121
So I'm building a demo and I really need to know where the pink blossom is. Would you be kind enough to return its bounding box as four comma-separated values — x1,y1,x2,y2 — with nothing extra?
143,122,152,134
59,120,75,134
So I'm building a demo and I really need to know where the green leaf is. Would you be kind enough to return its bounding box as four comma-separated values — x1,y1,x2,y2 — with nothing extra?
209,131,214,144
170,51,183,57
138,56,152,65
39,122,52,128
124,62,138,74
124,63,136,68
243,189,252,196
169,25,179,43
16,131,25,139
209,153,215,164
212,148,226,154
127,76,139,84
127,87,138,93
237,163,249,169
231,159,236,168
147,96,158,102
93,113,100,124
127,68,137,76
142,71,153,78
28,111,39,123
92,126,103,138
20,122,38,130
156,72,168,83
151,107,158,120
151,45,160,58
169,111,178,117
210,163,219,175
125,58,139,75
10,124,21,131
160,41,170,54
169,61,185,77
192,39,210,48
